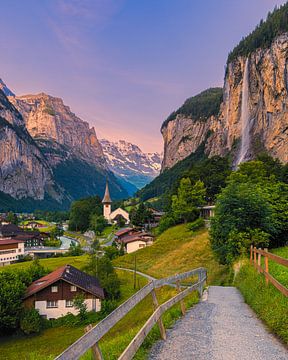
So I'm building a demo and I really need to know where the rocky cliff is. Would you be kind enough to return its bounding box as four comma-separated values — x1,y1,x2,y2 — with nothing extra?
9,93,106,168
161,33,288,170
0,90,61,202
100,139,162,190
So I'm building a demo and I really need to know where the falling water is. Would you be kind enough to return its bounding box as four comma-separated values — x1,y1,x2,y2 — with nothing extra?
236,58,251,166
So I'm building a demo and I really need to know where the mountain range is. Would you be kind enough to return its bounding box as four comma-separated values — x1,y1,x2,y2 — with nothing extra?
100,139,161,191
0,82,161,211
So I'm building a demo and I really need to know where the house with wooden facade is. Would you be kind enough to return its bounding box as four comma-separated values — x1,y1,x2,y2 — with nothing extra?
23,265,105,319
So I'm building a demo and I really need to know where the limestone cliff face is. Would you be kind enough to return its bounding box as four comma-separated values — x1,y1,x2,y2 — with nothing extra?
161,33,288,170
9,93,106,168
161,115,212,169
0,90,60,201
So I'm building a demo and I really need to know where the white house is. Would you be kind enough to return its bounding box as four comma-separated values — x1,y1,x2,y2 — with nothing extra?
23,265,104,319
0,238,24,266
102,181,130,224
116,231,154,254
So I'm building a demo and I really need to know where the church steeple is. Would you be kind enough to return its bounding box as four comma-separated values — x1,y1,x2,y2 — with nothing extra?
102,180,112,222
102,180,112,204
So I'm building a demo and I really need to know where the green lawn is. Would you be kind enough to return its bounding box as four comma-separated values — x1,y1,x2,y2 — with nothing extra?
0,255,89,273
270,246,288,288
113,224,229,285
235,246,288,345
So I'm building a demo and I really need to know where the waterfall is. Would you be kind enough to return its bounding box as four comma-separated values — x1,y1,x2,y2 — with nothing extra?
236,58,251,166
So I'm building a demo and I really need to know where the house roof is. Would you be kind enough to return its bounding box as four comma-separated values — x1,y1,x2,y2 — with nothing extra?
0,238,24,245
102,181,112,203
24,265,105,299
0,224,22,236
115,228,133,237
120,232,154,245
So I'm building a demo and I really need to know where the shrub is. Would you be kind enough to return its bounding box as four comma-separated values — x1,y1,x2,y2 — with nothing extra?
187,218,205,232
20,309,43,334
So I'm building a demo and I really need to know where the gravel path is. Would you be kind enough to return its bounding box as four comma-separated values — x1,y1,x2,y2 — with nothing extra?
149,286,288,360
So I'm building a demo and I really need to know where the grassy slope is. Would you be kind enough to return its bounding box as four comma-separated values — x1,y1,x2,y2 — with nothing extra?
0,225,228,359
114,224,229,285
234,246,288,345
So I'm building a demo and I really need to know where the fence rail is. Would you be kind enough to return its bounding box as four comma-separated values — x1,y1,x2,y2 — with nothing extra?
55,267,207,360
250,246,288,297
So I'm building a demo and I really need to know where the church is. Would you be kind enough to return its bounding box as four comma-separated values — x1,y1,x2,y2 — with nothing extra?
102,182,130,225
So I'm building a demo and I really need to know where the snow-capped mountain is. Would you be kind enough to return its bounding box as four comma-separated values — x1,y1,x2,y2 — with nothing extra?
100,139,162,190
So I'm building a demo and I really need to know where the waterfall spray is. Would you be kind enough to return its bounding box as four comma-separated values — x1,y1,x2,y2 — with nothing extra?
236,57,251,166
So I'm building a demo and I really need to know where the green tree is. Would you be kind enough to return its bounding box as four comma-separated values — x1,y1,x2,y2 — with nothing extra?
73,294,87,320
0,271,26,334
172,178,206,223
6,212,18,225
90,215,108,235
20,309,42,334
69,196,102,232
130,203,153,226
210,160,288,264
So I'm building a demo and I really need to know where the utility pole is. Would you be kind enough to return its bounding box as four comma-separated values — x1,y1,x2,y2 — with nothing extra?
133,254,137,289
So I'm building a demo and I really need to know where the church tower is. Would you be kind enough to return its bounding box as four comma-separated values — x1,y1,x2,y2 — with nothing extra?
102,180,112,222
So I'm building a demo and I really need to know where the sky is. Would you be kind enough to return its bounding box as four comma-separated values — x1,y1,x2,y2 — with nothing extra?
0,0,286,152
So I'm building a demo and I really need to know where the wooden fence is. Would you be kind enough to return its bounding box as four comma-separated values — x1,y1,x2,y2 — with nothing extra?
250,246,288,297
55,267,207,360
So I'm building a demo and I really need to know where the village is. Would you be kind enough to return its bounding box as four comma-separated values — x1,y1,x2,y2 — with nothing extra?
0,180,215,325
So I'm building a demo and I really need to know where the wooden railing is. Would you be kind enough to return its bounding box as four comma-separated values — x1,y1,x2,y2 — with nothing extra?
55,267,207,360
250,246,288,297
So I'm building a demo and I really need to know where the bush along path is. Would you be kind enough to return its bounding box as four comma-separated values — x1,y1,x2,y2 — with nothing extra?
149,286,288,360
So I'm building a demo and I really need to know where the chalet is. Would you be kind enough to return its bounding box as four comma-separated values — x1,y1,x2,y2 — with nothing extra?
199,205,215,219
114,227,135,240
116,231,154,254
23,265,105,319
0,238,24,266
0,224,44,247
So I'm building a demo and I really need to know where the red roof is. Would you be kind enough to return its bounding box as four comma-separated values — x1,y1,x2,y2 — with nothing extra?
115,228,133,237
0,238,24,245
24,265,104,299
120,232,154,245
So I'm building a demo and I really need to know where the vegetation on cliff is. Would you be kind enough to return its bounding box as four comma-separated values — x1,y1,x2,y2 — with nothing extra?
161,87,223,130
227,3,288,63
138,149,231,204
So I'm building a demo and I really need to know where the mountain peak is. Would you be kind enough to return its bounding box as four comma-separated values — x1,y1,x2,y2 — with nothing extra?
0,78,15,97
100,138,162,190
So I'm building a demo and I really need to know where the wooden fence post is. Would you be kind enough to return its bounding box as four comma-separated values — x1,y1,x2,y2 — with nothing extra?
176,280,186,316
151,288,166,340
84,324,104,360
253,247,257,268
257,248,261,273
264,248,269,285
250,245,253,264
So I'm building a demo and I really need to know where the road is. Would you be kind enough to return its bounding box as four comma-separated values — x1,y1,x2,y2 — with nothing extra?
149,286,288,360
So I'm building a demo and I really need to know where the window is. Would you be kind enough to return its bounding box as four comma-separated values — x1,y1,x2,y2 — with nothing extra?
47,300,58,308
71,285,77,292
51,286,58,293
65,300,74,308
139,244,145,248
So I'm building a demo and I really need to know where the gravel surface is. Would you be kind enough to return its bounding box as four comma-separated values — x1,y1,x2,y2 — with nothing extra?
149,286,288,360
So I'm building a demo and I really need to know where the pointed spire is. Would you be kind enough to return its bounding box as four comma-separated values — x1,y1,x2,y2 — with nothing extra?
102,180,112,204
